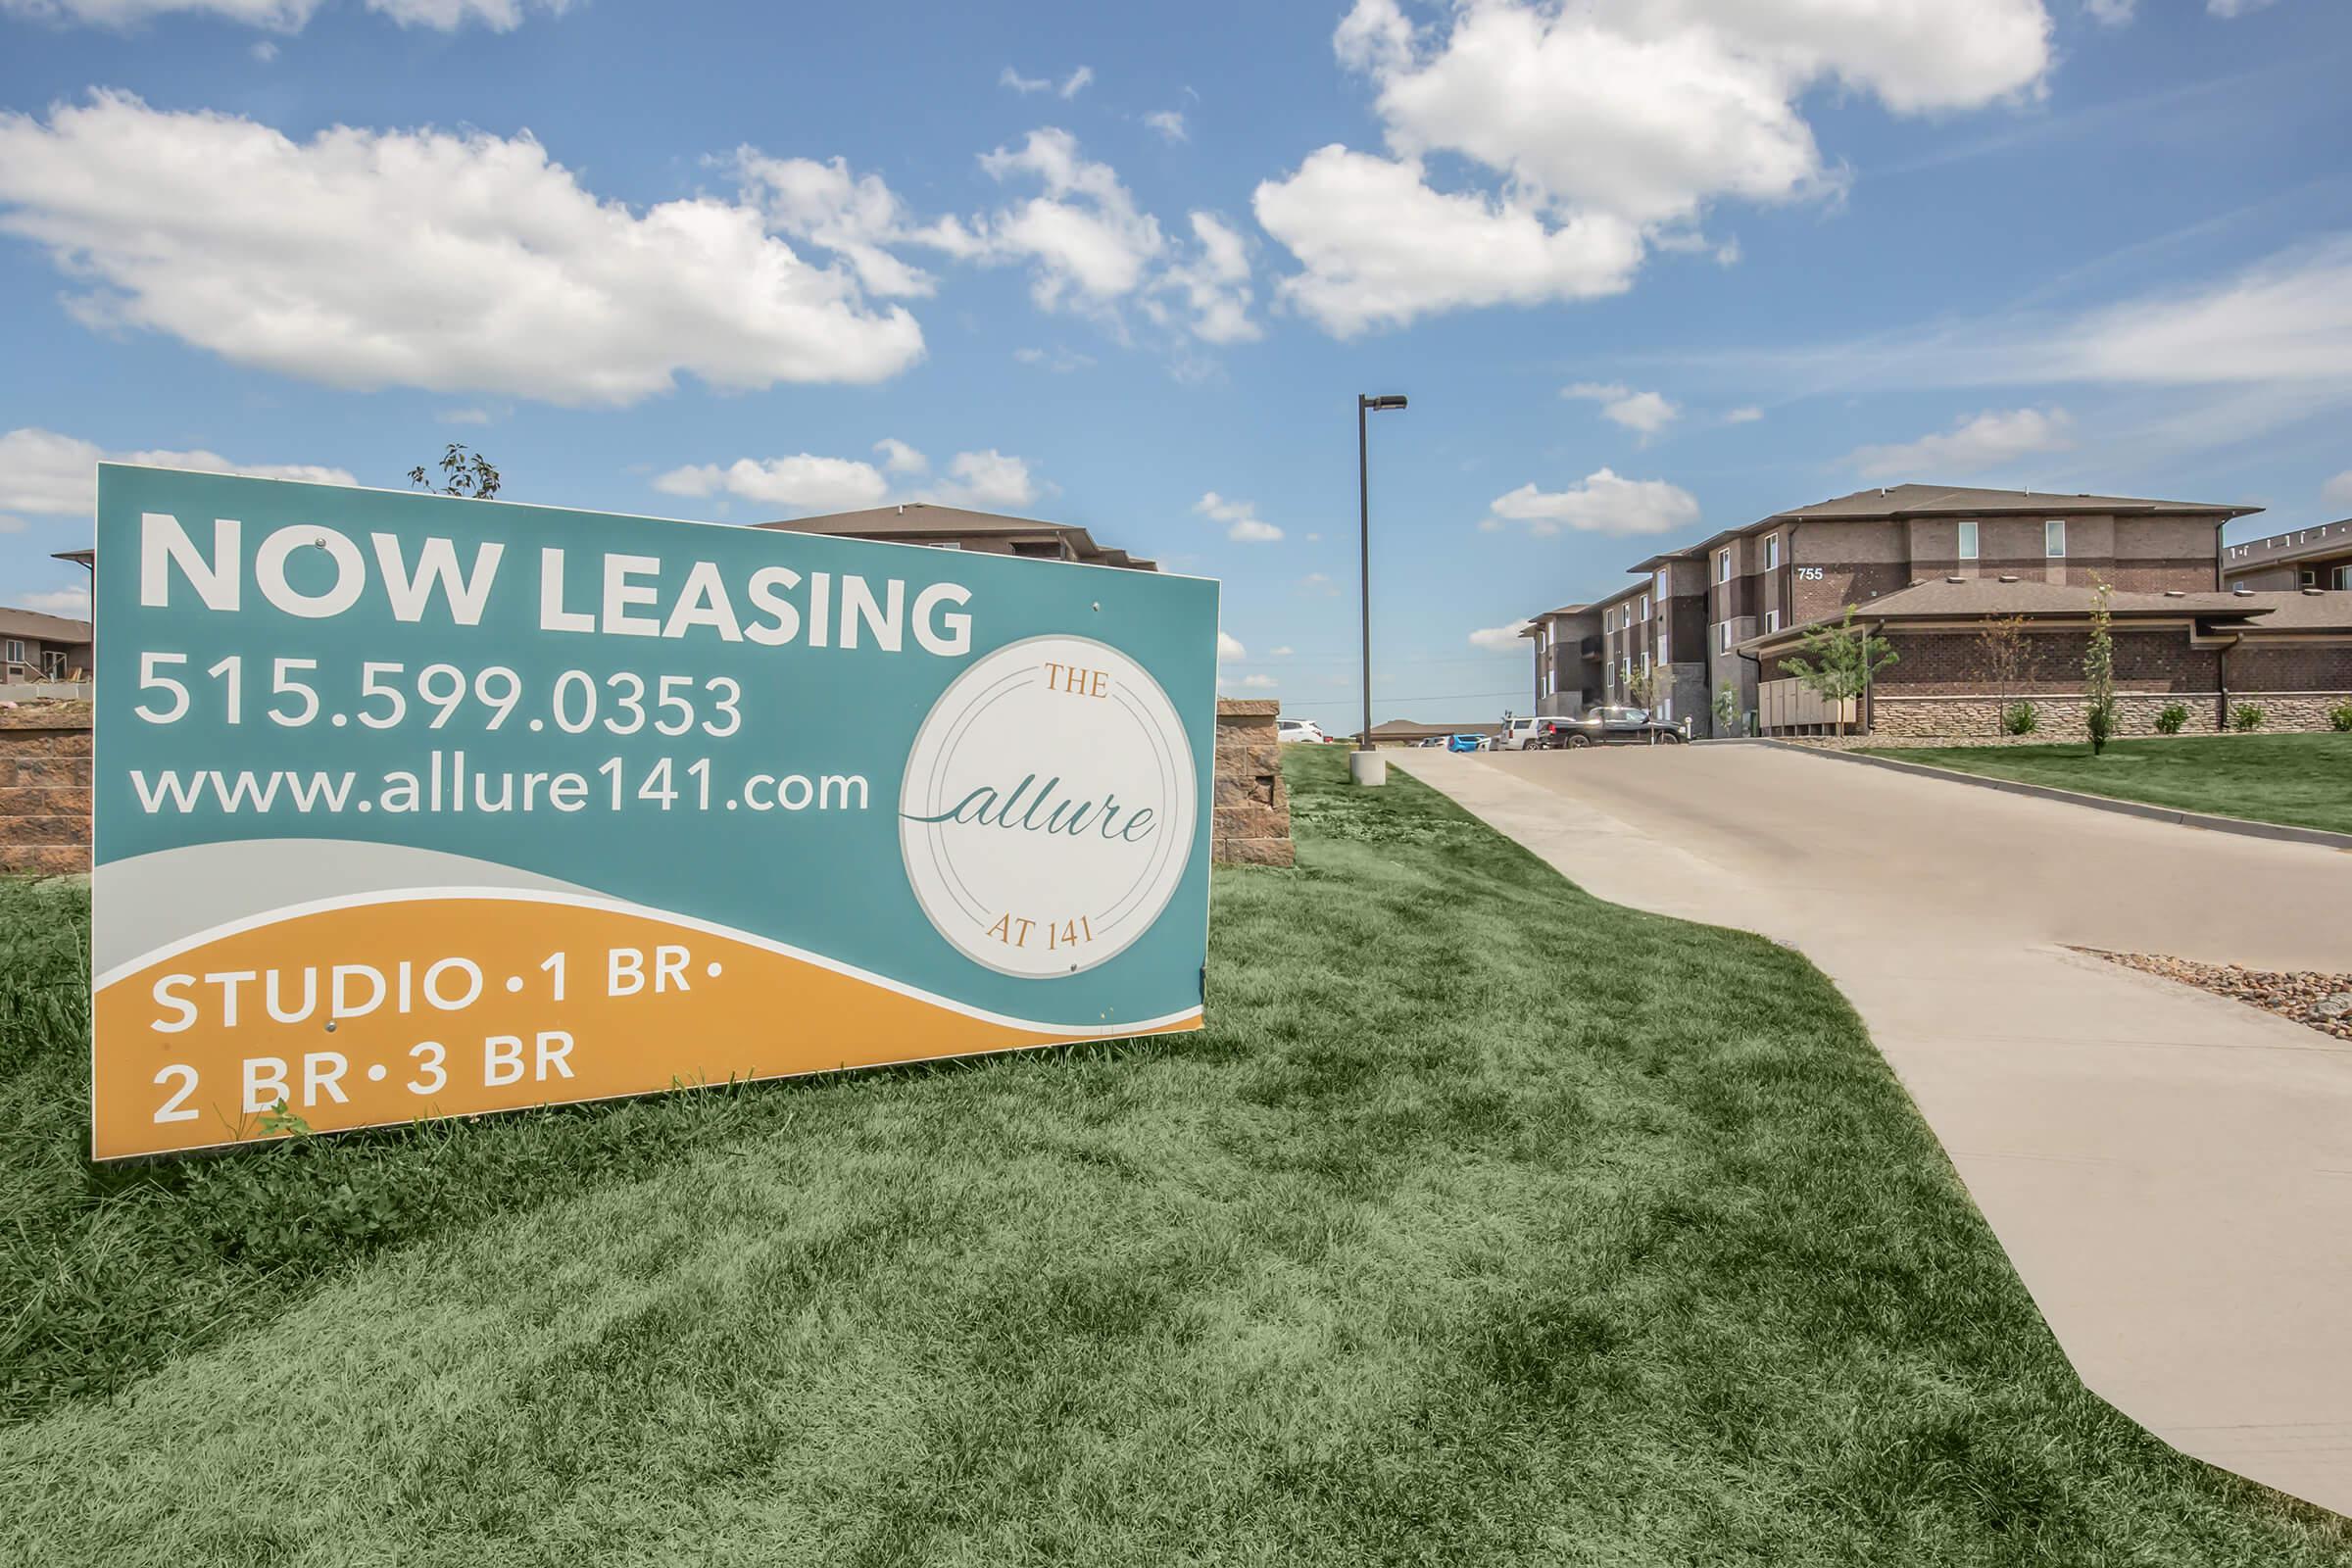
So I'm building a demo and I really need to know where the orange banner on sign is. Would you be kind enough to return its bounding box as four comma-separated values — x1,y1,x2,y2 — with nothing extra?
93,895,1200,1159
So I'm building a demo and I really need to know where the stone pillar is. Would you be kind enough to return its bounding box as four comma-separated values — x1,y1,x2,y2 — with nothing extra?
1211,699,1294,867
0,702,93,875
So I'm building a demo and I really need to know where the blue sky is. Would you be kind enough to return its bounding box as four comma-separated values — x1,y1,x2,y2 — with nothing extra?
2,0,2346,722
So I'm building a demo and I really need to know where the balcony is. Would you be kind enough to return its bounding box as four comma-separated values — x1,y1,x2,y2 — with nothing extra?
1579,636,1603,659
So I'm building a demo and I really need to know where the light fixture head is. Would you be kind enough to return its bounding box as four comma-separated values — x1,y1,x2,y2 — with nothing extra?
1363,394,1408,412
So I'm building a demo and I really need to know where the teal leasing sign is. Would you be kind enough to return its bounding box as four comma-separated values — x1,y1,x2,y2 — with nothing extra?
91,466,1217,1158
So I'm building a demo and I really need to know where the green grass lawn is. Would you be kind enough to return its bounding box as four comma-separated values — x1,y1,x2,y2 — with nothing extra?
6,748,2351,1565
1859,731,2352,836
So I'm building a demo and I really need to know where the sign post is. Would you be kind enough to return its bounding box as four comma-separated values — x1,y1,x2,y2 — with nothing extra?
90,466,1216,1160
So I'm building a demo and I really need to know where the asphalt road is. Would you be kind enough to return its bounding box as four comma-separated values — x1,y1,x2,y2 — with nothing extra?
1398,742,2352,1517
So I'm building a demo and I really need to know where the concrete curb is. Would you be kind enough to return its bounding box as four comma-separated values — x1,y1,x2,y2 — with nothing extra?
1755,739,2352,853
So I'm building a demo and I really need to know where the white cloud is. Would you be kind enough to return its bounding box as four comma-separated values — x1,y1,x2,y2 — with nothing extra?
1271,645,1296,657
437,406,494,426
1259,0,2048,333
2323,469,2352,510
1000,67,1052,94
1297,571,1341,596
1482,468,1701,537
13,586,91,615
653,443,1044,515
1218,629,1245,662
2084,0,2136,24
1059,66,1094,99
1842,407,2075,478
1564,381,1681,438
1195,491,1283,543
932,449,1040,511
653,455,891,514
1469,619,1532,652
1235,672,1278,690
0,94,924,408
929,128,1165,319
1144,110,1188,144
2207,0,2275,15
1013,345,1096,372
1255,146,1642,335
2040,241,2352,388
1150,212,1260,343
0,0,564,28
0,425,355,520
251,37,279,57
1725,405,1764,423
735,151,938,298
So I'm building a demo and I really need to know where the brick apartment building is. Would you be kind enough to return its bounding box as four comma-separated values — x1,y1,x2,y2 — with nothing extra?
2224,518,2352,593
1519,483,2352,738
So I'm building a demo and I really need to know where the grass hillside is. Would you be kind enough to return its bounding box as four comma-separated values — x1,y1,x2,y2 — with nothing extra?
5,749,2350,1564
1864,731,2352,835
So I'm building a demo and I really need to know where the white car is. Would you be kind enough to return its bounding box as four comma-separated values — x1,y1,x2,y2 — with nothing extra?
1494,716,1548,751
1276,717,1327,745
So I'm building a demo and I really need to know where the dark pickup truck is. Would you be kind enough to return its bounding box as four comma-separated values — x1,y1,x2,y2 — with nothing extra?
1529,707,1687,749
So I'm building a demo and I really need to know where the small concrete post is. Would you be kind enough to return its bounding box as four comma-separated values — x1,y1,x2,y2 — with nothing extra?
1348,750,1387,787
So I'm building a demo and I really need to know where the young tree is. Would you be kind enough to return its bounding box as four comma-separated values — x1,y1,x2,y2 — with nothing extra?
410,443,502,501
1623,663,1669,741
1778,607,1897,738
1975,612,2028,738
2082,575,2116,756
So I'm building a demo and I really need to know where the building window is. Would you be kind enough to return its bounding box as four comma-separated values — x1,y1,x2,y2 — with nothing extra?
1654,567,1668,600
1717,621,1731,654
2045,519,2066,558
1766,609,1781,633
42,651,66,679
1657,634,1669,665
2335,565,2352,590
1639,594,1649,620
1620,657,1630,681
1958,520,1978,561
1716,547,1732,583
1640,651,1650,674
1,639,22,665
1763,533,1779,570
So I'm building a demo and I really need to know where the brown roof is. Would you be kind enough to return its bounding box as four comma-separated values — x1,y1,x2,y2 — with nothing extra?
2222,519,2352,573
1740,580,2352,654
0,606,93,641
1368,718,1505,738
756,503,1156,571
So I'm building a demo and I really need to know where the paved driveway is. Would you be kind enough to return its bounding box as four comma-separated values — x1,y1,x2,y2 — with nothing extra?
1397,743,2352,1515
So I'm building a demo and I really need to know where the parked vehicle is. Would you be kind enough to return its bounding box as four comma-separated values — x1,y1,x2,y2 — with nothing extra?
1276,717,1327,745
1494,716,1548,751
1445,732,1486,754
1530,708,1687,749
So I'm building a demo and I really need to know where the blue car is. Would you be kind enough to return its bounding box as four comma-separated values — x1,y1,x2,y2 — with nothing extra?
1446,732,1484,754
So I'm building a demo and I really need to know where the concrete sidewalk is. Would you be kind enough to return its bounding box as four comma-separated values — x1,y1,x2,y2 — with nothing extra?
1396,745,2352,1516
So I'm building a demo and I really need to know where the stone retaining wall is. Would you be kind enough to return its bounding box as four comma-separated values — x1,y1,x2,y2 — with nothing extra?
0,702,93,875
1212,699,1293,867
1871,690,2352,740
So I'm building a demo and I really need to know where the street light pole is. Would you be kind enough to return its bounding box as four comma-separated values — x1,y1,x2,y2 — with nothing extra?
1352,393,1407,786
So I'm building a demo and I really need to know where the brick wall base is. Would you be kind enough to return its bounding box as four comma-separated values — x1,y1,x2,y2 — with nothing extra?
0,702,93,875
1212,699,1294,867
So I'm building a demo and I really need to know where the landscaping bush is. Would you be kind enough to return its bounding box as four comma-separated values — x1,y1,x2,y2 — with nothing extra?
2329,700,2352,733
2231,703,2267,732
2002,701,2038,735
2155,703,2190,735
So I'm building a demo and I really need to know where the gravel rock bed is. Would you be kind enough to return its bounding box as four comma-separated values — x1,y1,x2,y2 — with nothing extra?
2079,949,2352,1044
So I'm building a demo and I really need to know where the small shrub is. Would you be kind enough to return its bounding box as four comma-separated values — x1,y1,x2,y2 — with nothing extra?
2001,702,2038,736
2154,703,2189,735
2230,703,2265,732
2329,699,2352,733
